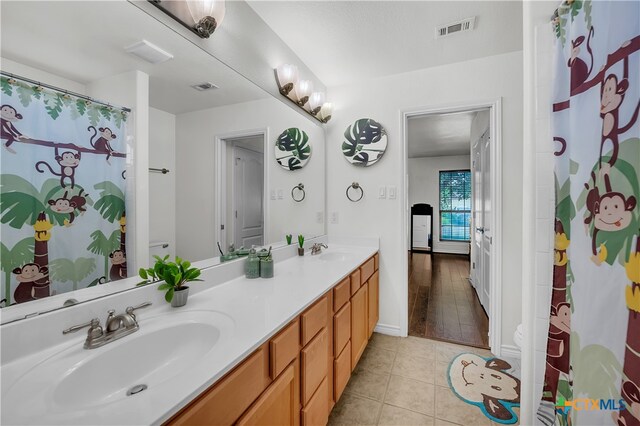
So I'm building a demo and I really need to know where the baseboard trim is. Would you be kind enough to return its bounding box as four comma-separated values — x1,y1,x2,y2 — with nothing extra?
374,323,402,336
500,344,521,359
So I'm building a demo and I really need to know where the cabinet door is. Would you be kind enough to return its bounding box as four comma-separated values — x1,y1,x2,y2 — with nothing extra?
333,302,351,355
302,378,329,426
237,363,298,426
350,283,368,369
368,271,379,338
301,328,329,406
333,341,351,402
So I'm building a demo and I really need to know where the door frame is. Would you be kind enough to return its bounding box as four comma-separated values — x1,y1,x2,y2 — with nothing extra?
214,128,269,250
400,98,503,354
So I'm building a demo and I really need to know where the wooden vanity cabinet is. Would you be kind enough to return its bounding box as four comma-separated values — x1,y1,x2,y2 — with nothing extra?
167,251,379,426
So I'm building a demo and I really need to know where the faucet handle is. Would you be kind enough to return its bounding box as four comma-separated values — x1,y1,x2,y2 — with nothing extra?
125,302,152,320
62,318,101,336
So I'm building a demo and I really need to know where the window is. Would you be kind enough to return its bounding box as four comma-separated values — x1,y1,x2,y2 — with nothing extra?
439,170,471,241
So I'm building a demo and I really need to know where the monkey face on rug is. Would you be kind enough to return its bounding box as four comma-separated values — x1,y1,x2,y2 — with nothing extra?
448,352,521,425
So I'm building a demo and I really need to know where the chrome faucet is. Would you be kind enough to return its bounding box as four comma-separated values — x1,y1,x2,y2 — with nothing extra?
310,243,328,255
62,302,152,349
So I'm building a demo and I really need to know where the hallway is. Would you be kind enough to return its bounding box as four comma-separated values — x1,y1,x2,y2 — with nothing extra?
408,253,489,348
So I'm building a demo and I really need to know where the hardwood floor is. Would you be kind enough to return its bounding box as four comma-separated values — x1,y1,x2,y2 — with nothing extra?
408,252,489,349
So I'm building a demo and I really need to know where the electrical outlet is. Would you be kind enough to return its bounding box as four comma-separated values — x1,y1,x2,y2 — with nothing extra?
270,190,276,200
277,189,283,199
316,212,323,223
388,186,397,199
378,186,387,199
330,212,339,224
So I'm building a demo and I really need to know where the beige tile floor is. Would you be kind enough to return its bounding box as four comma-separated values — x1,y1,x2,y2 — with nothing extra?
328,333,521,426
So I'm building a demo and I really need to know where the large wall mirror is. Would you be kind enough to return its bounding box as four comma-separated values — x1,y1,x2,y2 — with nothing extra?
0,0,326,322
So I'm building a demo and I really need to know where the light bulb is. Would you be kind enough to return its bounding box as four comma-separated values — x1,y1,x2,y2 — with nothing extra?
295,80,313,106
320,103,333,123
309,92,326,115
275,64,298,96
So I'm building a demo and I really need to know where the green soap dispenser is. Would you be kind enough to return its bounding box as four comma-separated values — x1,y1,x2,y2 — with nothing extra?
245,246,260,279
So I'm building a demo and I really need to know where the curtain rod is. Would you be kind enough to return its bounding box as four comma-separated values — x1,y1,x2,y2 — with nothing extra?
1,71,132,113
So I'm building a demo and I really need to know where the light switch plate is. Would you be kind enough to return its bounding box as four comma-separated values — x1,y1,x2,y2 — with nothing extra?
316,212,324,223
270,190,276,200
378,186,387,199
388,186,397,199
277,189,283,199
330,212,339,224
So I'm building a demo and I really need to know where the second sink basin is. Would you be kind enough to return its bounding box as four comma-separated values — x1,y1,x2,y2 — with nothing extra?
4,310,235,415
319,250,355,262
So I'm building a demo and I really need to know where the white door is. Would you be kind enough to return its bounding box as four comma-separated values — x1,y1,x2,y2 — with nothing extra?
233,147,264,248
471,130,491,315
412,215,430,249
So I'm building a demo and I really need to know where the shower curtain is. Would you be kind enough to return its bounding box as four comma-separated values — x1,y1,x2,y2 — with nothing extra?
538,1,640,425
0,74,129,306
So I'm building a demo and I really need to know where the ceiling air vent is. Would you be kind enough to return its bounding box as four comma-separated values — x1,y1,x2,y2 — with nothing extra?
191,82,219,91
435,17,476,39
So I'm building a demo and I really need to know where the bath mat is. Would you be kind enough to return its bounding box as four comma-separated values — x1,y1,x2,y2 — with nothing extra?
447,352,521,425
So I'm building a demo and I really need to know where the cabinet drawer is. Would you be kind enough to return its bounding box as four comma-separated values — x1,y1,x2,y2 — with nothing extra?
302,378,329,426
333,302,351,355
301,296,328,346
270,319,300,379
333,278,350,312
333,341,351,402
350,270,361,296
301,328,328,406
360,257,375,285
237,363,297,426
169,345,270,425
374,253,379,271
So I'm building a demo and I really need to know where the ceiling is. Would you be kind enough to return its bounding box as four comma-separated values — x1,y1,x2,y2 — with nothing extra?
248,1,523,87
408,111,479,158
0,1,268,114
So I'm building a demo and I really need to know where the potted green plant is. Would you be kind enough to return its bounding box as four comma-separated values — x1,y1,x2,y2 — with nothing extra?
297,234,305,256
286,234,293,245
146,256,202,307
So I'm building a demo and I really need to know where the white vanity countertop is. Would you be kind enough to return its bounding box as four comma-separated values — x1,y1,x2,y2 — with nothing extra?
0,242,378,425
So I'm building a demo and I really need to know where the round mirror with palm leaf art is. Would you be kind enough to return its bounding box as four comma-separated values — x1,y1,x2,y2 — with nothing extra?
275,128,312,171
342,118,387,167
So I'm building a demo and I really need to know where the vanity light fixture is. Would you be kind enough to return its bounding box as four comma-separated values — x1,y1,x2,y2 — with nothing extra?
149,0,225,39
274,64,332,123
186,0,225,38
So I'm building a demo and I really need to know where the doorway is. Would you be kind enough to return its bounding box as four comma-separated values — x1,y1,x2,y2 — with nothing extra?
215,132,267,250
402,100,502,352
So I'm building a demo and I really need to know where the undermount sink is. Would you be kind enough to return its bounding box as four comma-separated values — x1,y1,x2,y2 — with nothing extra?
319,250,355,262
4,310,235,413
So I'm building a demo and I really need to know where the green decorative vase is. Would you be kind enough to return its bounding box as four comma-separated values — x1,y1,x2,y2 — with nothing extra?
260,258,274,278
245,247,260,279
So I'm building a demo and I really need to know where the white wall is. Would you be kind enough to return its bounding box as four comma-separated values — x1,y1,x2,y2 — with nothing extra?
175,97,325,262
408,155,471,254
1,57,86,94
148,107,176,262
326,50,523,348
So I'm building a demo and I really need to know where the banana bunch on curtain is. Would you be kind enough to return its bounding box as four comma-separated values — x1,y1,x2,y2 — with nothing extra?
0,74,129,306
537,1,639,425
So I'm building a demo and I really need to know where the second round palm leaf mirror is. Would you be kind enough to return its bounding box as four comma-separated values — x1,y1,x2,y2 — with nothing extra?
342,118,387,167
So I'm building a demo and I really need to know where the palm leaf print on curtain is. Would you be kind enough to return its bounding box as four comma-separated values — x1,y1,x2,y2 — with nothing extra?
537,1,639,425
0,74,129,306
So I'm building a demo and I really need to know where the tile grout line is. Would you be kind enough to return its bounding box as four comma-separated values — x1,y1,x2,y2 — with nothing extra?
374,347,398,425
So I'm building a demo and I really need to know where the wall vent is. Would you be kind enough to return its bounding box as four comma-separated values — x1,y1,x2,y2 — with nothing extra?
191,82,219,91
435,17,476,39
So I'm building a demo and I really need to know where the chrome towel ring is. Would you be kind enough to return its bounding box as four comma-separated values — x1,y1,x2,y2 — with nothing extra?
346,182,364,202
292,183,305,202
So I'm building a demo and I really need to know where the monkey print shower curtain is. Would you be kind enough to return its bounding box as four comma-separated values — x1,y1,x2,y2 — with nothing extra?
0,74,129,306
537,1,639,425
